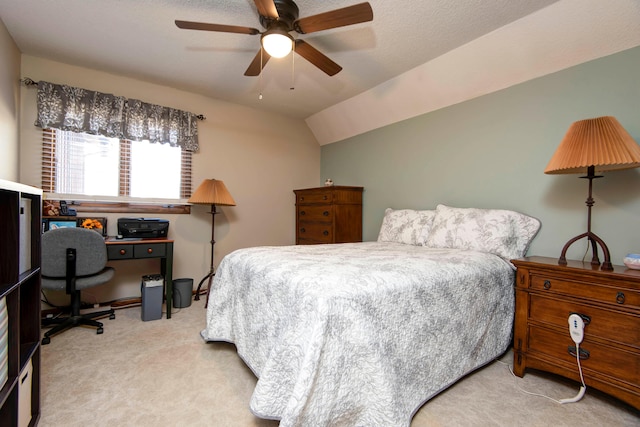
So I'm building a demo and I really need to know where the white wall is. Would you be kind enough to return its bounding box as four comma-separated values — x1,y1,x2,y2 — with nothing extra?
19,55,321,304
0,18,20,181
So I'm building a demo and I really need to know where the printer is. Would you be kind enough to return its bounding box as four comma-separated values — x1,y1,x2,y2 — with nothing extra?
117,218,169,238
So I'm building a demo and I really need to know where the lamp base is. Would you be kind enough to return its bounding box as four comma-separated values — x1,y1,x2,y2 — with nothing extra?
194,270,214,301
556,166,613,271
193,204,219,308
558,231,613,271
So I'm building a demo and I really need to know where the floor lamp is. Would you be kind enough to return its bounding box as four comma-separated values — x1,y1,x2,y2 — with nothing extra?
545,116,640,270
188,179,236,306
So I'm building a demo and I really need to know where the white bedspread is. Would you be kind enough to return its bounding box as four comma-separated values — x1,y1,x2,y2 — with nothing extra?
202,242,515,427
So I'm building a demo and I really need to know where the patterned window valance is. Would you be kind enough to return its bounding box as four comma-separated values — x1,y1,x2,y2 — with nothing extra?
34,81,199,152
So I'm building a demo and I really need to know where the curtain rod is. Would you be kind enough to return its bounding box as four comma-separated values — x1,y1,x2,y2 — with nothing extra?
20,77,206,121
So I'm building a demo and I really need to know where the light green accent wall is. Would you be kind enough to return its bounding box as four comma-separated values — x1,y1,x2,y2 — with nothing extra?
321,46,640,264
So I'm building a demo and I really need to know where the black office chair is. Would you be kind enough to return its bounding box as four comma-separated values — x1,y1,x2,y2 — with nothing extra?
41,227,116,344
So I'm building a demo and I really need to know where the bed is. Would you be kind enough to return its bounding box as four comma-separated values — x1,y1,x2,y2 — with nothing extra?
202,204,541,427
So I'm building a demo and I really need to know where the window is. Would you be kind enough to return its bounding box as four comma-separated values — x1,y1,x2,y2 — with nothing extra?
42,128,192,202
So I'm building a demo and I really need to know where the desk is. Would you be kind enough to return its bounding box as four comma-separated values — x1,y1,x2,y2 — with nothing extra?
105,237,175,319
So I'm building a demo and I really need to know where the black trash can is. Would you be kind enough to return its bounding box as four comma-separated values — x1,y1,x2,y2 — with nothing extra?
173,278,193,308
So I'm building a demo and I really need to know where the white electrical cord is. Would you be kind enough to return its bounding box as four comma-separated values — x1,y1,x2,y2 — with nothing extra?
502,314,588,405
502,358,586,404
559,343,587,404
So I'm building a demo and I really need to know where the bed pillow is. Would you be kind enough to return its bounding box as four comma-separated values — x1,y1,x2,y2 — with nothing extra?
377,208,436,246
424,204,541,260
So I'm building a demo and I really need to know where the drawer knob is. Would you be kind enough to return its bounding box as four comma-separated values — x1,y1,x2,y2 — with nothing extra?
323,230,329,236
543,280,551,290
300,197,304,201
616,291,625,304
147,248,153,254
119,249,126,255
323,211,329,216
300,211,306,215
300,228,306,233
323,195,328,200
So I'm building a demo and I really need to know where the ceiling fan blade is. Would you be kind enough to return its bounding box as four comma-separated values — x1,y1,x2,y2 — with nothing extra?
294,40,342,76
175,20,260,35
294,2,373,34
254,0,279,19
244,49,271,76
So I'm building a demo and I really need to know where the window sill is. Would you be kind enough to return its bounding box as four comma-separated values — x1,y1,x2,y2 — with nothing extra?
44,199,191,215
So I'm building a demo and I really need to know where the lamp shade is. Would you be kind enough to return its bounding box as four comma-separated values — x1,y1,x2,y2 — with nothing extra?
545,116,640,174
188,179,236,206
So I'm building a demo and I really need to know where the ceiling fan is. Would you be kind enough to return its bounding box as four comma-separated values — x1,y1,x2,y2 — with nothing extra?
175,0,373,77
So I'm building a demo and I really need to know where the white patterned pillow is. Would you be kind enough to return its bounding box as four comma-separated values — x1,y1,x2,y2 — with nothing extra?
377,208,436,246
424,204,541,260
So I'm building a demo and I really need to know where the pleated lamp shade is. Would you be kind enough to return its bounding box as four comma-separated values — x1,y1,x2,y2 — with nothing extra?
545,116,640,174
188,179,236,206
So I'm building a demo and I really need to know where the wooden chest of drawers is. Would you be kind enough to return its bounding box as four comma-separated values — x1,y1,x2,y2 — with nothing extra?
294,186,363,245
512,256,640,409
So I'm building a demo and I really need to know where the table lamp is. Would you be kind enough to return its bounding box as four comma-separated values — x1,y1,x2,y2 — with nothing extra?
545,116,640,270
188,179,236,304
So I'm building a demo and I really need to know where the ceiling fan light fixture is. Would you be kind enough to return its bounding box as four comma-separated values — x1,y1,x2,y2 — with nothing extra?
176,1,374,76
261,29,293,58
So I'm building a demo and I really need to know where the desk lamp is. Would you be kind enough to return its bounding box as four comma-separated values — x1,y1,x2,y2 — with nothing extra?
188,179,236,304
545,116,640,270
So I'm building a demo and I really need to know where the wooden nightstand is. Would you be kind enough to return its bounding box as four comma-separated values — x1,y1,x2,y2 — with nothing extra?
293,186,363,245
512,256,640,409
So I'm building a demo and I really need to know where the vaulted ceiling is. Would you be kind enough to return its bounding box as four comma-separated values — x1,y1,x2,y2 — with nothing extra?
1,0,639,144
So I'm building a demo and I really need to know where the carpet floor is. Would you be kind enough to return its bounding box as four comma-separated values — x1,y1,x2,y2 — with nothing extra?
39,299,639,426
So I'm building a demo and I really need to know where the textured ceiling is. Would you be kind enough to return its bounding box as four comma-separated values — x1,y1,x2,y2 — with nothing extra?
1,0,561,120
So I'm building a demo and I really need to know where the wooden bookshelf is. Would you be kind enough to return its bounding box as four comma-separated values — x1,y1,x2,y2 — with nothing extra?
0,179,42,426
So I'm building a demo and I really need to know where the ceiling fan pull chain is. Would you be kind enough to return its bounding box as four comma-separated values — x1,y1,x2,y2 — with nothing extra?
290,40,296,91
259,48,263,100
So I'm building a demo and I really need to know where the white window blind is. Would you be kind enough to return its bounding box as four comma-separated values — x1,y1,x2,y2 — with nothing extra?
42,129,192,201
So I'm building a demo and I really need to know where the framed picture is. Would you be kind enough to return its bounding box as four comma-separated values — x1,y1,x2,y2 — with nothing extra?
43,219,77,232
77,217,108,236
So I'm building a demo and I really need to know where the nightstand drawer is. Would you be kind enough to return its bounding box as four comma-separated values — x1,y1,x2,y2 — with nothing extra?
529,294,640,348
298,205,333,222
530,274,640,309
528,325,639,384
297,223,332,242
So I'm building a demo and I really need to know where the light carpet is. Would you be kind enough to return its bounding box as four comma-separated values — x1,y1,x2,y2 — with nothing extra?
40,299,639,426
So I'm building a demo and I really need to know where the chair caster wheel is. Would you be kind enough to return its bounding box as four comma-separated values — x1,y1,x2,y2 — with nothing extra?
42,337,51,345
109,313,116,320
97,327,104,334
